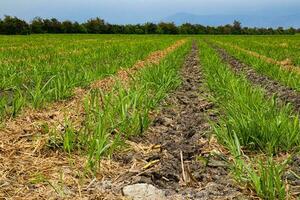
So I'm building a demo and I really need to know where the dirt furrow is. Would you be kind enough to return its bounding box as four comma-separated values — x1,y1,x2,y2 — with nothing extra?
105,42,246,200
208,41,300,113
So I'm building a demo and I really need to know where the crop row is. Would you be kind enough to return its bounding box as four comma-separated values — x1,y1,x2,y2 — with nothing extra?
208,35,300,66
45,40,190,171
0,38,189,199
0,35,182,120
209,38,300,93
199,39,299,199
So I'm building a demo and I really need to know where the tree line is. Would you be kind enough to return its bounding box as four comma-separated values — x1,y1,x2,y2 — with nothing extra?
0,15,299,35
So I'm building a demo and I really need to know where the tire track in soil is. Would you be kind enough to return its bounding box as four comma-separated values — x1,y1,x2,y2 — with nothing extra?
115,42,246,199
207,41,300,113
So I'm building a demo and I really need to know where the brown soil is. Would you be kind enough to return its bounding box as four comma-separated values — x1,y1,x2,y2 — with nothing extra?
98,43,247,199
284,154,300,196
209,42,300,113
0,40,186,199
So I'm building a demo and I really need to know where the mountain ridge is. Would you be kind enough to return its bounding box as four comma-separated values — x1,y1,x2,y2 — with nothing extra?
162,13,300,28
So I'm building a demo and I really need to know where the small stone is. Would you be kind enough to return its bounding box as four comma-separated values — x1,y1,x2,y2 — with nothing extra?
122,183,166,200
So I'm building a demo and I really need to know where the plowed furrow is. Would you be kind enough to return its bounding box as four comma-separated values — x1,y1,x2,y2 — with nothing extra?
111,43,245,199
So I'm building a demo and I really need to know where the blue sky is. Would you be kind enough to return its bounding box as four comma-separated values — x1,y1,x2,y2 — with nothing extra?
0,0,299,24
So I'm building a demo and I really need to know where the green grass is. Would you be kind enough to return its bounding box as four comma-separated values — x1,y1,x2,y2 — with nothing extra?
213,40,300,92
207,35,300,66
3,34,298,198
0,34,183,120
228,134,289,200
48,40,191,172
198,39,299,199
199,40,300,154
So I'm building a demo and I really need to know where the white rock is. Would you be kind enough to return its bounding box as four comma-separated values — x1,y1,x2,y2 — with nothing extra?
122,183,166,200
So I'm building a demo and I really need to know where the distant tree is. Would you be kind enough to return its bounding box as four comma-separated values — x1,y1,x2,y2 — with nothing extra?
206,26,218,34
223,24,233,34
133,24,144,34
48,18,63,33
61,20,74,33
194,24,206,34
216,26,231,35
0,18,3,34
144,22,157,34
285,27,296,35
124,24,135,34
214,26,221,34
0,15,30,35
179,23,196,34
0,15,297,35
267,28,275,35
157,22,178,34
232,20,242,34
84,18,107,33
257,28,265,35
31,17,63,34
73,22,87,33
251,27,259,35
42,19,52,33
240,27,247,34
31,17,44,33
276,27,284,34
107,24,124,34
